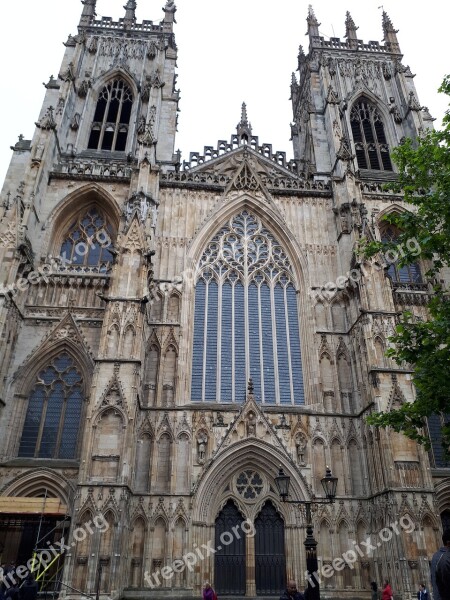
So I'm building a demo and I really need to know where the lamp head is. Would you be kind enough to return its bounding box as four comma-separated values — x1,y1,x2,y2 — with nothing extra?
321,466,338,501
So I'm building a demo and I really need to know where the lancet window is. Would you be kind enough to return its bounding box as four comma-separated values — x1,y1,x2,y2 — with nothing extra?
18,353,84,459
88,79,133,152
350,98,393,171
191,211,305,404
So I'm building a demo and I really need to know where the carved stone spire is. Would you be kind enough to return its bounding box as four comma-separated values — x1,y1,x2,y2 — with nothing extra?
123,0,137,29
79,0,97,26
306,5,320,39
236,102,252,141
382,11,401,53
345,11,359,41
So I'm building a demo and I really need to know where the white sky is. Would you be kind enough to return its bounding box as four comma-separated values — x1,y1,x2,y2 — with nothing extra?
1,0,449,185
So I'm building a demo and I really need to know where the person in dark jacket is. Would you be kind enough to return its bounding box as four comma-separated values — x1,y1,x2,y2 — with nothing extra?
417,583,429,600
4,585,19,600
431,528,450,600
279,580,305,600
18,574,38,600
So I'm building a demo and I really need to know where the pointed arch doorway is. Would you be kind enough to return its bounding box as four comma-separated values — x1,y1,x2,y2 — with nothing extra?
214,500,246,595
255,501,286,595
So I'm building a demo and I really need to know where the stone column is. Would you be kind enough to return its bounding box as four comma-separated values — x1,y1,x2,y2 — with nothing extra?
246,531,256,596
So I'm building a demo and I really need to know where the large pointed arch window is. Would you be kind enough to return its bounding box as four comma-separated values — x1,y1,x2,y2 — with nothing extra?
18,353,84,459
60,207,115,273
191,211,305,404
88,79,133,152
350,98,393,171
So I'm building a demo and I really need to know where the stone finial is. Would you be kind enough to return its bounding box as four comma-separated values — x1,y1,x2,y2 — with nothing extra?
248,378,254,395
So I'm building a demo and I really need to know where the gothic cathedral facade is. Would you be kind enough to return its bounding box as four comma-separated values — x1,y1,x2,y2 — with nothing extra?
0,2,448,599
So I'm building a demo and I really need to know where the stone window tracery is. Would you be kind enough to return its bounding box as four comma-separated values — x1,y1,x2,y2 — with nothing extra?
191,211,305,404
60,207,115,273
88,79,133,152
18,353,83,459
350,98,393,171
236,470,264,499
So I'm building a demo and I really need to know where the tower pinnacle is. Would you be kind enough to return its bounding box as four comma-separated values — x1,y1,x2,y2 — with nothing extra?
236,103,252,141
345,11,359,41
123,0,137,28
382,11,401,53
79,0,97,26
306,5,320,39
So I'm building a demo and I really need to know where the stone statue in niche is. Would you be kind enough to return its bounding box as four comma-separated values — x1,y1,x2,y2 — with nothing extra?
197,432,208,463
296,434,307,466
246,411,257,436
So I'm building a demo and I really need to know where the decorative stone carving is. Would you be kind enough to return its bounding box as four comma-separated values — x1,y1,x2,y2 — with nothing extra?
36,106,56,130
77,80,91,98
70,113,81,130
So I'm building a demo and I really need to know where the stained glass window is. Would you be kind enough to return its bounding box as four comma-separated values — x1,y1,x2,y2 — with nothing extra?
191,211,305,404
350,98,393,171
88,79,133,152
19,353,83,459
60,207,114,273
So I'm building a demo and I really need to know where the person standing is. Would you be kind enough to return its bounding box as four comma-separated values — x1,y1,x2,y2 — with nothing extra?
279,579,305,600
371,581,379,600
431,528,450,600
203,581,217,600
18,574,38,600
417,583,429,600
381,579,393,600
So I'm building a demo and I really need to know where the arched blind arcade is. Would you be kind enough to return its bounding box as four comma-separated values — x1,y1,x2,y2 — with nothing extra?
88,79,133,152
18,353,83,459
350,98,393,171
191,211,305,405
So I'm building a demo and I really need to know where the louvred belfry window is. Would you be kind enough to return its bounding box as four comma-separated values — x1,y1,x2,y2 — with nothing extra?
88,79,133,152
191,211,305,405
18,354,84,459
350,98,393,171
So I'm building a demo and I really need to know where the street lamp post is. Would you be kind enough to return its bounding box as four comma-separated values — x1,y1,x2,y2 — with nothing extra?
275,466,338,600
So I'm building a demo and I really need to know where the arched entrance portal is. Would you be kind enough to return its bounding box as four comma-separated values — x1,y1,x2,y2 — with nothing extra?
255,501,286,595
214,500,246,595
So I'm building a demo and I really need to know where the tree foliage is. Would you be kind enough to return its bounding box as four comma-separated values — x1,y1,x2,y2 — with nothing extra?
360,76,450,454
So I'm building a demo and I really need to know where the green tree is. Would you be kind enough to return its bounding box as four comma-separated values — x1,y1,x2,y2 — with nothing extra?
360,76,450,455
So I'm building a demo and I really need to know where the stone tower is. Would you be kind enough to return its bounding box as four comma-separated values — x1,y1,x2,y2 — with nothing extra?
0,3,448,600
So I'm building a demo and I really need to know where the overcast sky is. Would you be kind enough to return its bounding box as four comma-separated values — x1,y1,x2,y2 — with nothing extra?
1,0,449,186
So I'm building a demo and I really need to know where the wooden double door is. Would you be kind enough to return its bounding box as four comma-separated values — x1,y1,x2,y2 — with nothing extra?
214,500,286,596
